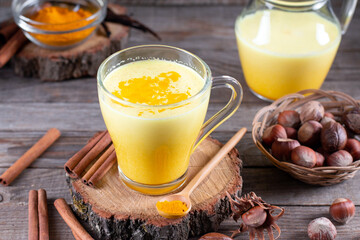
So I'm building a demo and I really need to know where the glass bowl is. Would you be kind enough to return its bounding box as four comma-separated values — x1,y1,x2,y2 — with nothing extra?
12,0,107,50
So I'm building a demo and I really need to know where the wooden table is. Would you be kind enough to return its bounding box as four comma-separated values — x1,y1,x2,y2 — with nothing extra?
1,1,359,239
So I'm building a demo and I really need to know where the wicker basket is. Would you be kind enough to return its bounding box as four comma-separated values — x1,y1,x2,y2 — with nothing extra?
252,89,360,186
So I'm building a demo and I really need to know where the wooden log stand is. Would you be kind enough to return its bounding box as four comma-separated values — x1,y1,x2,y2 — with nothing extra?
67,136,243,239
12,5,129,82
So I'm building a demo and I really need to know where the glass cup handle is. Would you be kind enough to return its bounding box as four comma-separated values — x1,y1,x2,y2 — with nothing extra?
193,75,243,150
338,0,358,34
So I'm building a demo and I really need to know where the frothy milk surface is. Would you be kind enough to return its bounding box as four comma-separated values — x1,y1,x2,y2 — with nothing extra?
103,59,205,106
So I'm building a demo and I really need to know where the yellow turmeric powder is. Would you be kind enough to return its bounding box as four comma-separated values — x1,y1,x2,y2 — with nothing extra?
29,4,96,47
156,200,188,215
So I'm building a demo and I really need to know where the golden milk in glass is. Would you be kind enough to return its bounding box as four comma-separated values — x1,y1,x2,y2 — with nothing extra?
99,59,207,189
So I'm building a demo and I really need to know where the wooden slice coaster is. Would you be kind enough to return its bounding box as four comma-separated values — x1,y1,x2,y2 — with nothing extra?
12,5,129,82
68,136,243,239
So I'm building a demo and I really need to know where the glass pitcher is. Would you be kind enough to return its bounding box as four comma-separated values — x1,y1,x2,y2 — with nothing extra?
235,0,357,101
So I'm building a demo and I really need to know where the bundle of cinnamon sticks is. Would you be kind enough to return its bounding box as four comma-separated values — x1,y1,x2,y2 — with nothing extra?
0,20,28,68
28,189,49,240
64,131,117,187
28,189,93,240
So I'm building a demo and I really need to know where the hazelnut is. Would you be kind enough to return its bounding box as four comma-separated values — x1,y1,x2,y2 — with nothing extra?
321,121,347,152
315,152,325,167
324,112,335,119
199,233,234,240
326,150,353,166
298,120,322,147
300,101,325,123
330,198,356,224
320,116,335,127
241,206,267,228
284,127,297,139
291,146,317,168
317,147,331,159
345,138,360,160
277,110,300,128
271,138,300,161
262,124,287,146
308,217,337,240
342,108,360,134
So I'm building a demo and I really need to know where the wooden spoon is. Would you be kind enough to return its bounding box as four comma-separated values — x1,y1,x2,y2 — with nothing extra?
156,127,247,219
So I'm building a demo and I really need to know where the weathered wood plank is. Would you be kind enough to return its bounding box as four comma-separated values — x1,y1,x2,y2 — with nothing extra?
0,3,359,239
124,5,360,50
0,66,359,104
0,131,268,168
0,169,71,204
0,203,79,240
0,0,248,8
0,102,266,132
3,98,360,133
0,131,99,168
0,203,359,240
1,167,360,206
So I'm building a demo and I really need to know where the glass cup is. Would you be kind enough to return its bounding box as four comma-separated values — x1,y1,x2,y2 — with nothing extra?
97,45,242,195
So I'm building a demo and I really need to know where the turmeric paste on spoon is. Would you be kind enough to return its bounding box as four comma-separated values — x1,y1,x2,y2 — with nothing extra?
156,200,189,215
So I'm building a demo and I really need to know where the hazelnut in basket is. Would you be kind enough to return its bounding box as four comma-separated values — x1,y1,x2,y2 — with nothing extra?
253,89,360,185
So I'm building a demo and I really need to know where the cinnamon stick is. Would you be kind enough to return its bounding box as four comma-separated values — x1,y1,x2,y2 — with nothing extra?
0,22,18,45
82,144,115,185
72,131,112,178
28,190,39,240
0,30,28,68
0,19,14,29
54,198,93,240
88,150,117,187
64,131,107,177
38,189,49,240
0,128,61,186
72,230,83,240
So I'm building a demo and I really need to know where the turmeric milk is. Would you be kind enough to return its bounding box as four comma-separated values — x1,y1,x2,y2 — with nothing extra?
99,59,207,186
236,10,340,100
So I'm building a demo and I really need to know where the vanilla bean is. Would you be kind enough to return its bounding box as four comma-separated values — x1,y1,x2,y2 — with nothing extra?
105,8,161,41
101,22,111,38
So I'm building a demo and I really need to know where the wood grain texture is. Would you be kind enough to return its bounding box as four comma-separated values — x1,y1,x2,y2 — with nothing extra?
0,3,359,240
1,69,359,104
69,137,242,239
1,166,360,207
111,0,248,6
0,131,271,168
0,103,267,132
0,203,359,240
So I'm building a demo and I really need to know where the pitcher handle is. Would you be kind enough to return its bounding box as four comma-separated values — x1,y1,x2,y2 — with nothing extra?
339,0,358,34
193,76,243,150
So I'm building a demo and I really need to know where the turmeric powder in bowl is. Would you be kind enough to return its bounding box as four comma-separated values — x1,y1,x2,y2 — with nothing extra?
12,0,106,49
